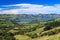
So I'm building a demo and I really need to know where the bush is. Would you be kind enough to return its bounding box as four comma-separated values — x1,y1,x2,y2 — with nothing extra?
44,26,52,31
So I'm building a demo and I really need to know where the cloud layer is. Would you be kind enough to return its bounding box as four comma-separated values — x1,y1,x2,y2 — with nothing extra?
0,4,60,14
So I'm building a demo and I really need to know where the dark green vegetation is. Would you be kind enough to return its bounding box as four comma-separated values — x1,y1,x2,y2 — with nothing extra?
0,14,60,40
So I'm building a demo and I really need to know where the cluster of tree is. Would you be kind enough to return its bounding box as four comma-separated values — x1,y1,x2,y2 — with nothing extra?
44,21,60,31
0,32,15,40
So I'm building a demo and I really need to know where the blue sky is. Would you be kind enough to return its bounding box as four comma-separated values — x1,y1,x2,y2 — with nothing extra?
0,0,60,5
0,0,60,14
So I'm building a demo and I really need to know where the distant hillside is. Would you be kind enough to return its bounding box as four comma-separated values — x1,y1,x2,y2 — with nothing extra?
0,14,60,24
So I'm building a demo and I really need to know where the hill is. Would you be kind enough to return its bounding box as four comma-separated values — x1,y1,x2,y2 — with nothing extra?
0,14,60,40
0,14,60,23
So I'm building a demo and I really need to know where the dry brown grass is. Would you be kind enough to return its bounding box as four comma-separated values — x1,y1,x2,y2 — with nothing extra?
32,33,60,40
14,35,32,40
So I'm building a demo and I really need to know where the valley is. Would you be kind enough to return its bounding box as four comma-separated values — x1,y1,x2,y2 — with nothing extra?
0,14,60,40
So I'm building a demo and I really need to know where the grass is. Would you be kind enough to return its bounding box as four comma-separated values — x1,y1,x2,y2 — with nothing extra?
15,33,60,40
14,35,31,40
40,26,60,36
8,27,19,33
32,33,60,40
26,27,44,36
8,29,18,33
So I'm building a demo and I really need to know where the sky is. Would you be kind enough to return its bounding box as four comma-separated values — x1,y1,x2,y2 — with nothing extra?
0,0,60,14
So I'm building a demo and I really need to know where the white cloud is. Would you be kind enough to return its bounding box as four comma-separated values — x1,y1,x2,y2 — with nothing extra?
0,3,60,14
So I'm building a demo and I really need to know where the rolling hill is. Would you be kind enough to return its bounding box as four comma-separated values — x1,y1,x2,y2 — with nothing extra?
0,14,60,40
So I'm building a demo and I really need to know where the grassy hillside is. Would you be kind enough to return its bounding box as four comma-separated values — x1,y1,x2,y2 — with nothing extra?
0,14,60,40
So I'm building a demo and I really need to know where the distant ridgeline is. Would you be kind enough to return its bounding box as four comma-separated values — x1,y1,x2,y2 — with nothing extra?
0,14,60,24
